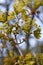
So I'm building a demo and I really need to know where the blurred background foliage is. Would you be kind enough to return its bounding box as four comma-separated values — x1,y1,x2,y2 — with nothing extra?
0,0,43,65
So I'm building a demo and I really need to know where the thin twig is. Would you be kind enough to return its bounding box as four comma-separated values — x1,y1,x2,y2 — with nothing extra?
15,34,23,56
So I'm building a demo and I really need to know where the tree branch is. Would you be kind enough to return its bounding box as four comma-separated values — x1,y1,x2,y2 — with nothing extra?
15,34,23,56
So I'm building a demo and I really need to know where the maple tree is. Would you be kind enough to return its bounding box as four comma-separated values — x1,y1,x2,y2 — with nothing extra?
0,0,43,65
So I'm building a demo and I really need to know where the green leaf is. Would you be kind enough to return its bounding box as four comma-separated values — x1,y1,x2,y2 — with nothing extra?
34,28,41,39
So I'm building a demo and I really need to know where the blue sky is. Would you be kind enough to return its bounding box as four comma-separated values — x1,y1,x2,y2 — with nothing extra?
0,0,5,3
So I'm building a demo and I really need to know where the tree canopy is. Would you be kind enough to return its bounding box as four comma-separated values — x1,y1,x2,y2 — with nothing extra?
0,0,43,65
